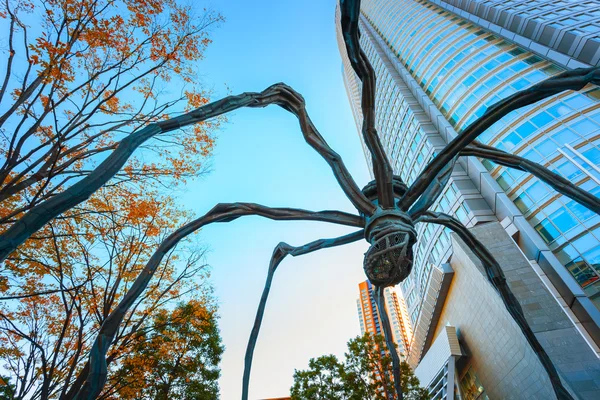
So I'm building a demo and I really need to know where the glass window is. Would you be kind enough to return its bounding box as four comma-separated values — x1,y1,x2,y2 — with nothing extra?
530,112,553,128
515,121,537,138
497,171,515,190
567,200,595,222
515,193,534,213
573,234,598,254
572,119,600,138
583,147,600,165
535,219,560,243
502,132,522,150
584,246,600,267
555,160,582,181
460,366,489,400
536,139,558,158
566,257,599,288
525,181,550,201
550,207,579,233
546,103,572,118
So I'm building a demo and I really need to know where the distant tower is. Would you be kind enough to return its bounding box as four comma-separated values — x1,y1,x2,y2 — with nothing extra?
357,280,413,359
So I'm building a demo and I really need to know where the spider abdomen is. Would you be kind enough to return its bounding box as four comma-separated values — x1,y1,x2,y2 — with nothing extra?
363,210,417,287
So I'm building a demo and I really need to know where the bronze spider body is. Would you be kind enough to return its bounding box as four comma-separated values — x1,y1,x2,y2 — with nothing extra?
1,0,595,399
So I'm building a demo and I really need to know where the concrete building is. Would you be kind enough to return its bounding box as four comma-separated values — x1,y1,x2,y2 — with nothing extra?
357,280,413,358
337,1,600,398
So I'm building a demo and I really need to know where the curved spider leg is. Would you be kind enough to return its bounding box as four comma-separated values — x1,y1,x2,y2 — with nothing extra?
265,83,376,215
400,66,600,210
340,0,395,208
72,203,363,400
0,82,374,263
416,211,573,400
242,230,365,400
406,156,458,217
461,141,600,214
373,285,404,400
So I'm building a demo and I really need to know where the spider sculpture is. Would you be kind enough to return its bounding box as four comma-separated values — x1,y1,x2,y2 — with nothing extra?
46,0,600,399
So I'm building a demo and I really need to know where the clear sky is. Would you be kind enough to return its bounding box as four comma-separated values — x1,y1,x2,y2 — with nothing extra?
180,1,375,398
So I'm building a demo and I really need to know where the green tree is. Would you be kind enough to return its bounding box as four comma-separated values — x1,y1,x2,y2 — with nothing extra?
291,333,429,400
106,299,224,400
0,376,16,400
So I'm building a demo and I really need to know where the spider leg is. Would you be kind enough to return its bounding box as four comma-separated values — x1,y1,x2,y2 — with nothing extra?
73,203,364,400
461,141,600,214
373,285,404,400
417,211,573,400
242,230,365,400
0,82,375,263
400,66,600,210
407,156,457,217
340,0,395,208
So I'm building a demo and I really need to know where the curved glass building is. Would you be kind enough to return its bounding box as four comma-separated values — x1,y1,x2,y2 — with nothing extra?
336,0,600,380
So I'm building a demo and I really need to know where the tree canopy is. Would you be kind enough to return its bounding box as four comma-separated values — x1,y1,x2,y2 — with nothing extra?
291,333,430,400
0,1,224,398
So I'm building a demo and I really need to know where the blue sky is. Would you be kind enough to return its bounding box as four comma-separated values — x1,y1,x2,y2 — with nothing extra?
181,0,374,398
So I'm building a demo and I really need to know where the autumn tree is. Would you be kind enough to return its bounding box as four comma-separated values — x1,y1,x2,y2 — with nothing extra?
106,299,223,400
291,333,430,400
0,0,223,257
0,0,223,398
0,179,215,399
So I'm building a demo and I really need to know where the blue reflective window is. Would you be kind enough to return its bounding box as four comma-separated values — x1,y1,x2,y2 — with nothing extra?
571,119,599,137
463,75,476,87
564,95,594,109
502,132,521,150
583,147,600,165
566,257,599,288
567,200,595,222
530,112,553,128
547,103,572,118
512,78,529,91
550,207,578,233
515,121,536,138
515,193,534,213
535,219,560,243
555,160,582,180
573,234,597,254
526,70,547,83
551,128,575,145
521,148,543,163
497,171,514,190
556,244,580,264
535,139,558,157
526,181,550,201
584,246,600,266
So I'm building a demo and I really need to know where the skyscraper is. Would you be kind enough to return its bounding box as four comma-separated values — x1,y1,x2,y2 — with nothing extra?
338,1,600,397
357,280,413,358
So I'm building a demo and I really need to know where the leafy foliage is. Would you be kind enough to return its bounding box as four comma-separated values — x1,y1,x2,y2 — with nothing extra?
0,0,224,398
291,333,430,400
108,300,224,400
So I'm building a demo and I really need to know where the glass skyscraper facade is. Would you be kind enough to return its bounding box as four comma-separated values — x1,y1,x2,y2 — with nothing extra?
336,0,600,364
